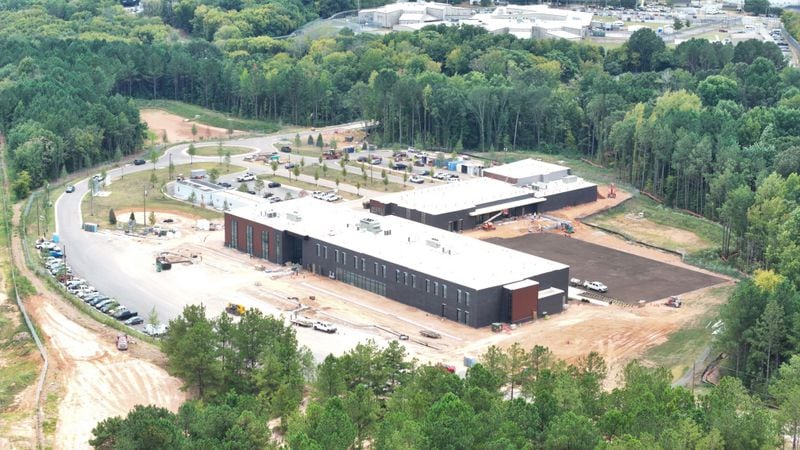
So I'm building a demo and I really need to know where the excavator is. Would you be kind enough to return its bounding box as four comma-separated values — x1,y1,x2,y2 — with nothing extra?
225,303,246,316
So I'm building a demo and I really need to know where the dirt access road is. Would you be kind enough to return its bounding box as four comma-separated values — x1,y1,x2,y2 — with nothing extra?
11,203,185,449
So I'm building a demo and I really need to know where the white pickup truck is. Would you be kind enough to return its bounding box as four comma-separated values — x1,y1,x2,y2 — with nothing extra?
583,281,608,293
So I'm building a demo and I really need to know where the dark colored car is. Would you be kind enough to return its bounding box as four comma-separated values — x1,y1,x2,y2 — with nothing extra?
394,163,408,170
116,310,137,321
133,159,146,165
263,192,274,198
65,185,75,193
268,181,281,188
218,182,232,188
124,316,143,326
285,163,296,169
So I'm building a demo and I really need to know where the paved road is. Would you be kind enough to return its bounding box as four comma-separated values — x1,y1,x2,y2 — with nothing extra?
54,122,369,327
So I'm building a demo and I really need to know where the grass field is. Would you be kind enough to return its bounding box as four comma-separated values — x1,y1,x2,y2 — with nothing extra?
193,145,252,157
81,162,237,225
0,308,39,412
642,285,731,382
135,100,280,134
588,196,723,255
297,163,410,193
257,174,360,201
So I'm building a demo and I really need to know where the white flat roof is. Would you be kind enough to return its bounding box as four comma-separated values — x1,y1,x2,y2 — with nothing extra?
504,279,539,290
373,177,535,215
483,158,570,180
531,177,596,197
231,197,567,291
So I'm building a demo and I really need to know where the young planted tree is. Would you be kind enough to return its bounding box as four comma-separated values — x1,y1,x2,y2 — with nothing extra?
254,179,265,194
150,172,158,188
108,208,117,225
224,150,231,172
161,130,168,144
316,133,324,148
150,148,159,170
271,160,278,176
293,165,301,181
217,142,224,164
356,182,361,196
307,135,314,145
149,211,156,226
191,123,198,140
129,211,136,223
314,170,320,187
188,144,196,165
208,168,220,184
168,159,175,180
238,182,250,193
294,133,301,148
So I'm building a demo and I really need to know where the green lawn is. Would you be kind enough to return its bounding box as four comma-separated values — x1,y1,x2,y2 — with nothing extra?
80,162,240,225
193,145,252,157
588,195,723,255
256,174,360,201
642,285,731,382
135,100,280,133
296,163,410,193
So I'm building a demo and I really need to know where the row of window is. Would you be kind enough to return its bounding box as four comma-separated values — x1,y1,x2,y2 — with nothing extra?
315,242,471,306
230,223,271,260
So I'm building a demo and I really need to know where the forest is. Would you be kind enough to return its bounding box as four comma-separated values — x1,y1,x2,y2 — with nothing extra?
92,304,798,449
3,0,800,447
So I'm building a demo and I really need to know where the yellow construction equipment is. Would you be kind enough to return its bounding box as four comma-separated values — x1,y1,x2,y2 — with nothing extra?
225,303,246,316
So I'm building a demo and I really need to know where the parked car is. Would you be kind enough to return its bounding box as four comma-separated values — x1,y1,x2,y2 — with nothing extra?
65,185,75,193
236,173,256,182
218,182,232,189
268,181,281,188
409,175,424,184
393,163,408,170
313,321,337,333
371,158,382,165
284,163,296,169
583,281,608,293
356,155,369,162
263,192,274,198
116,310,137,321
124,316,144,326
133,159,146,165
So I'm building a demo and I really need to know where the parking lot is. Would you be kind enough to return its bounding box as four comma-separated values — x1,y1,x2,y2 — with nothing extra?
489,233,725,304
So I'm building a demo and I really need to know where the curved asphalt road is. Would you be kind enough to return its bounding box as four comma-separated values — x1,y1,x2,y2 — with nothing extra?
54,122,368,325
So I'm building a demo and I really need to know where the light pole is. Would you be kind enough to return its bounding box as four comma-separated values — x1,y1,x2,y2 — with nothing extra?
143,187,148,227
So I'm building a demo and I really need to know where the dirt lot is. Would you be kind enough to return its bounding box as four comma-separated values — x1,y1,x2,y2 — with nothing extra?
140,109,244,143
489,233,725,304
11,203,185,450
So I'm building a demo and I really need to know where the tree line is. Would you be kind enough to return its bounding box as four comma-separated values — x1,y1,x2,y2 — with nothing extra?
92,304,800,449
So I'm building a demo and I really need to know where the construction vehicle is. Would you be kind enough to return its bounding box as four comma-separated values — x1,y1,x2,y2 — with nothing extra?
666,296,682,308
608,183,617,199
225,303,246,316
481,222,496,231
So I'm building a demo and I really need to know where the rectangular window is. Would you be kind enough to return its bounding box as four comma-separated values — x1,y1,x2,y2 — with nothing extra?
245,225,253,255
342,252,346,263
316,243,321,257
464,311,469,325
395,269,401,283
465,292,470,307
426,279,430,293
229,219,238,249
457,308,462,322
442,284,447,299
324,246,328,259
354,255,358,268
262,230,269,259
335,249,340,263
361,258,366,271
275,233,282,263
382,265,387,278
421,212,426,224
457,289,462,305
374,262,379,275
403,272,408,285
412,274,417,288
434,281,439,296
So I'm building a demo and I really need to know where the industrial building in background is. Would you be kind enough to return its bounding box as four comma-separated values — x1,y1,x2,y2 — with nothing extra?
224,197,569,328
359,2,593,40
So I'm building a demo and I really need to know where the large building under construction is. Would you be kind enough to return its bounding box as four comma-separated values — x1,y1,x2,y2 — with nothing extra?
224,197,569,328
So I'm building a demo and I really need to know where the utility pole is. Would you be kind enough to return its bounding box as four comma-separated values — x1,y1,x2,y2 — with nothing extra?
143,187,148,227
